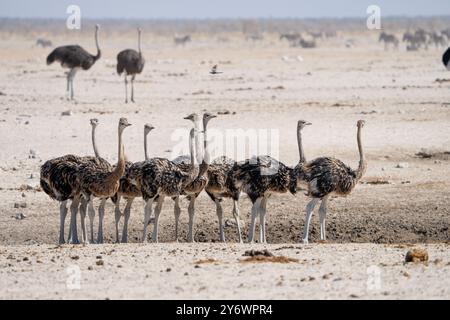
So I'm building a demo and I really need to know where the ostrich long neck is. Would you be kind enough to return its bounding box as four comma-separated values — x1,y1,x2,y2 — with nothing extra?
355,125,366,181
91,125,100,158
297,126,305,163
185,129,198,185
94,27,101,60
108,127,126,183
198,120,210,177
194,119,203,165
138,31,142,56
144,130,149,161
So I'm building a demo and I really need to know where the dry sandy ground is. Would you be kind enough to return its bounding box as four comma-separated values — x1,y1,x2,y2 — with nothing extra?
0,243,449,299
0,22,449,299
0,243,450,299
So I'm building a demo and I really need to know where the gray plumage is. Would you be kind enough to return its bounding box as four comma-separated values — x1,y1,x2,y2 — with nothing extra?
117,28,145,103
443,47,450,70
46,24,101,100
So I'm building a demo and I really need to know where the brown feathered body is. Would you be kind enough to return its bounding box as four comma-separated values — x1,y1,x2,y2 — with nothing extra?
230,155,297,203
111,161,141,203
40,154,109,202
301,156,367,198
140,158,198,201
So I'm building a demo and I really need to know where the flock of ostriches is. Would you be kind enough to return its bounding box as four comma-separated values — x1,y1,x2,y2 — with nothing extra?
41,25,450,245
41,113,367,245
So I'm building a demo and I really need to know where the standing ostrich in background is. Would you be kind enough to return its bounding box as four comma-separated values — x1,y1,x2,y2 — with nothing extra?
112,123,154,243
78,118,131,244
301,120,367,244
46,24,101,100
443,47,450,70
117,28,145,103
231,120,311,243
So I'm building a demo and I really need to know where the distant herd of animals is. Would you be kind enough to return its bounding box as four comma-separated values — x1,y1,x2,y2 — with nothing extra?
43,25,450,102
40,113,367,245
379,28,450,51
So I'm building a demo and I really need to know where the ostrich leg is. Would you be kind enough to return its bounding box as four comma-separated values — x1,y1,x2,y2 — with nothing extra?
173,196,181,242
152,197,164,243
232,199,243,243
69,69,77,100
142,198,154,243
124,75,128,103
131,75,135,103
319,196,329,241
187,197,196,242
247,198,262,243
215,199,225,242
97,198,107,244
259,197,267,243
302,198,319,244
66,71,71,100
121,198,134,243
58,200,68,244
79,196,89,244
88,200,96,243
114,195,122,243
67,198,80,244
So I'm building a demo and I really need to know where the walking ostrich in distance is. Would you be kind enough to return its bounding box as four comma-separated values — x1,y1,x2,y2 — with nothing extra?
301,120,366,244
443,47,450,70
117,28,145,103
231,120,311,243
47,24,101,100
78,118,131,244
112,123,154,243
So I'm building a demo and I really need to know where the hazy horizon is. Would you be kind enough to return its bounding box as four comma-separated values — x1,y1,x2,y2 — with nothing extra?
0,0,449,19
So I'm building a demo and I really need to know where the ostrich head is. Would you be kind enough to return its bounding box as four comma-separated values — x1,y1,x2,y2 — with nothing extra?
144,123,154,134
357,120,366,128
183,113,199,124
297,120,311,130
202,112,216,127
118,117,131,132
90,118,99,127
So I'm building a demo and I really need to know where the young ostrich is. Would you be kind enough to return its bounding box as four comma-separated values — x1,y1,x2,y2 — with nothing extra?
231,120,311,243
443,47,450,70
66,118,111,242
204,155,243,242
117,28,145,103
112,123,154,243
301,120,366,244
174,113,216,242
40,155,83,244
41,119,109,244
47,24,101,100
78,118,132,244
140,123,198,243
